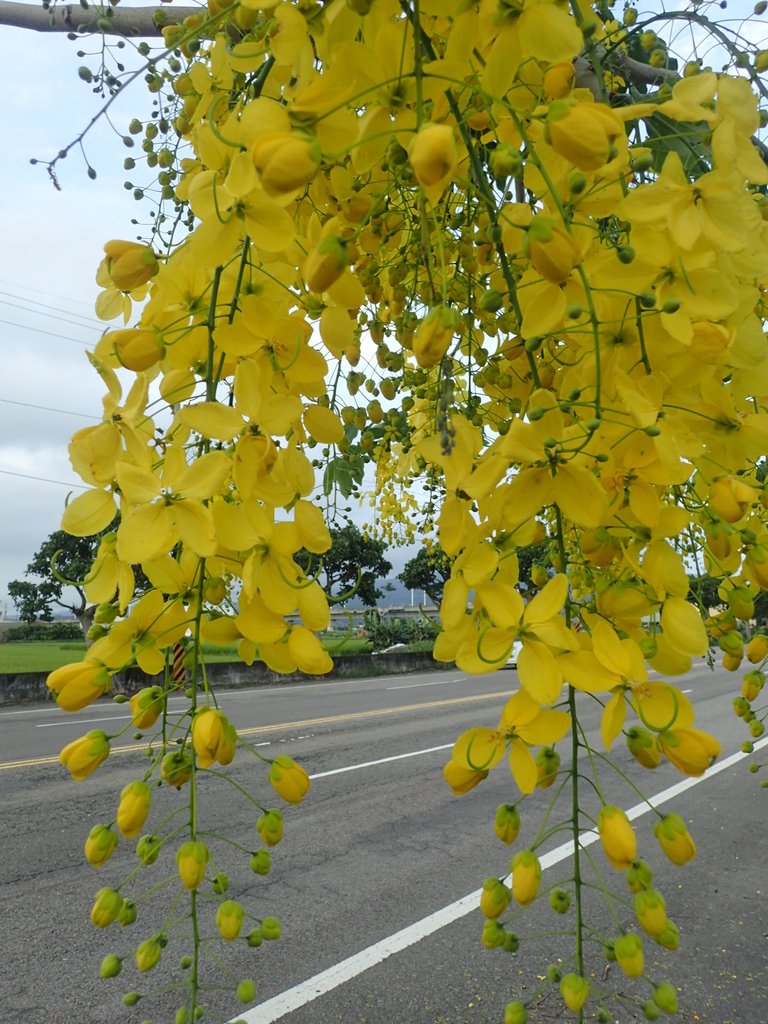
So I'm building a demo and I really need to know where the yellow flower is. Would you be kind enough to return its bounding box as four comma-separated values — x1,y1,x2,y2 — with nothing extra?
176,841,209,890
451,688,570,795
216,899,245,940
268,755,311,804
117,781,152,839
654,813,696,866
709,475,757,522
102,240,159,291
560,973,589,1012
598,805,637,870
130,686,164,730
84,825,119,868
46,660,111,712
109,327,164,373
614,933,644,977
90,887,123,928
60,730,110,781
510,850,541,906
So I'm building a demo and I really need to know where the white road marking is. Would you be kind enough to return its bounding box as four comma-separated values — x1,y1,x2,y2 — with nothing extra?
386,678,464,690
309,744,452,780
36,712,187,729
233,735,768,1024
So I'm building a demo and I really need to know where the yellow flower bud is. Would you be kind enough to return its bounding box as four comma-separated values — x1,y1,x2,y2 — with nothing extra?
91,887,123,928
494,804,521,844
85,824,119,868
46,660,111,712
118,898,137,926
746,633,768,663
653,813,696,866
256,809,284,847
742,670,765,701
251,132,320,197
598,805,637,870
511,850,541,906
135,936,163,973
303,236,349,294
709,475,757,522
268,755,311,805
480,877,512,919
60,729,110,781
535,747,560,790
176,841,209,890
130,686,164,730
659,726,720,776
482,919,506,949
409,122,457,198
634,888,667,938
162,749,193,788
560,973,589,1012
626,859,654,893
192,708,237,769
653,983,678,1013
614,932,644,977
657,920,680,950
412,306,461,369
546,101,624,171
543,62,576,99
103,239,159,291
626,727,661,770
110,328,164,372
117,780,152,839
526,217,581,284
504,1001,528,1024
216,899,245,940
718,630,744,658
443,758,489,795
136,834,161,866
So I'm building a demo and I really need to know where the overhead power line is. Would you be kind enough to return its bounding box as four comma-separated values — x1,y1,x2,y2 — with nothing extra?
0,317,90,346
0,468,88,490
0,398,100,420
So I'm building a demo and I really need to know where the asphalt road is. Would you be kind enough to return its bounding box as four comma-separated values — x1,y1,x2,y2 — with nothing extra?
1,664,766,1024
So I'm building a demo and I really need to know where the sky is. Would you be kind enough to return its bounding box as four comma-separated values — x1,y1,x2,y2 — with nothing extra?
0,16,159,615
0,0,764,618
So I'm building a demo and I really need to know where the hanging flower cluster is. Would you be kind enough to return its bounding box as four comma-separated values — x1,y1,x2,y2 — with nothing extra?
44,0,768,1020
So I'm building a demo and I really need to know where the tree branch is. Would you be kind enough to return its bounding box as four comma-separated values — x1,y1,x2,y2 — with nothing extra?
0,1,200,36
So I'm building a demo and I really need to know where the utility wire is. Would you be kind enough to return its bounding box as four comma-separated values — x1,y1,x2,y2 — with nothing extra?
0,296,101,333
0,469,88,490
0,318,90,346
0,398,100,420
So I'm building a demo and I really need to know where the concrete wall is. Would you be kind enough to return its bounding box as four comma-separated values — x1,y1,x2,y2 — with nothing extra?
0,650,446,706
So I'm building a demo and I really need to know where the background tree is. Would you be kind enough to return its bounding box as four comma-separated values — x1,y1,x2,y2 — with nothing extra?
398,546,452,605
9,529,100,633
302,524,392,608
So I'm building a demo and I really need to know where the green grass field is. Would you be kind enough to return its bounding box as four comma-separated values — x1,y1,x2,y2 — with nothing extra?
0,636,375,674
